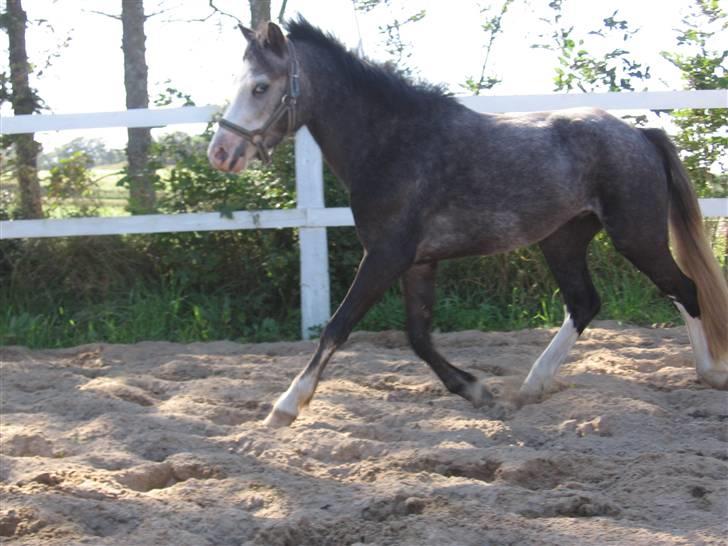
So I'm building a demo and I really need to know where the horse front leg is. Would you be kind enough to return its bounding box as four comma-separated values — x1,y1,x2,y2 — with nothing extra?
264,248,413,427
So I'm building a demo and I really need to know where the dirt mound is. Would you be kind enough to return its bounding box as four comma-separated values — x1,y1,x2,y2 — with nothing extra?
1,323,726,545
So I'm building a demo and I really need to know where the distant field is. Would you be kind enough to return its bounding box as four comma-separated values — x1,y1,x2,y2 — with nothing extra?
2,163,174,218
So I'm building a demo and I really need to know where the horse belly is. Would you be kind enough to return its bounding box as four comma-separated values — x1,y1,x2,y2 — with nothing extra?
414,209,553,263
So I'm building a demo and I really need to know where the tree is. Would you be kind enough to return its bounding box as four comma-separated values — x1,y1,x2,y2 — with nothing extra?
121,0,155,214
249,0,270,29
1,0,44,219
38,137,125,169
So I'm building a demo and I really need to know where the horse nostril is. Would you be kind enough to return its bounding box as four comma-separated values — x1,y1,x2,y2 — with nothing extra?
214,147,228,163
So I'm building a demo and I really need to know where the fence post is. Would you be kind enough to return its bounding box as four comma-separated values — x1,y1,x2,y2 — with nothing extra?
295,127,331,339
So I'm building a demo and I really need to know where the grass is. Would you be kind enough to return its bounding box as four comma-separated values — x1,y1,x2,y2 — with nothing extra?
356,278,679,335
0,227,701,349
0,262,681,350
0,281,300,348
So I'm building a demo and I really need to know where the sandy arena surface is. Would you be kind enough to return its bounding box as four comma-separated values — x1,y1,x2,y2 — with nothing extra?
1,321,727,545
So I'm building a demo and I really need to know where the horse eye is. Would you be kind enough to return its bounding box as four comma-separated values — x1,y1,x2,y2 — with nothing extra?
252,83,269,96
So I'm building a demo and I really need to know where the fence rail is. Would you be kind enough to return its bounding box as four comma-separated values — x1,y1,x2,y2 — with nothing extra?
3,201,727,240
2,90,726,135
1,90,726,338
0,207,356,239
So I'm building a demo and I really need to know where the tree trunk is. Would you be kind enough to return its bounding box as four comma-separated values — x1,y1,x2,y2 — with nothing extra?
249,0,271,29
121,0,155,214
5,0,43,219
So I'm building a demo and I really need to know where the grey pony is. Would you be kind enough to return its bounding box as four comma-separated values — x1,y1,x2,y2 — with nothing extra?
207,18,728,427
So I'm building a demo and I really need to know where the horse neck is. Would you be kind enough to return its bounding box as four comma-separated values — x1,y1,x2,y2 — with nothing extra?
295,45,394,187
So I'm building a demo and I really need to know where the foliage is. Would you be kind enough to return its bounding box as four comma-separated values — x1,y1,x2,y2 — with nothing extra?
378,9,426,76
38,137,125,169
44,151,101,216
662,0,727,197
528,0,725,195
534,0,650,93
1,225,685,349
353,0,393,12
0,129,321,346
462,0,515,95
115,156,161,215
141,129,300,313
0,273,299,347
354,0,426,76
0,193,11,221
153,81,196,107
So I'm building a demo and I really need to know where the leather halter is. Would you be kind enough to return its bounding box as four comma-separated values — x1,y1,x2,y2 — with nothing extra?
218,39,301,164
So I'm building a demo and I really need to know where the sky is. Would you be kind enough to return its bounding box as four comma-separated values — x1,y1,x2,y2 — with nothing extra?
0,0,703,150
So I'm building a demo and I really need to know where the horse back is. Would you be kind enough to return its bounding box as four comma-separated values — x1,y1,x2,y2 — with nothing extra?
383,107,665,263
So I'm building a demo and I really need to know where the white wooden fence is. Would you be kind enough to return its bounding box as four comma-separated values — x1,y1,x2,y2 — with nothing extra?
1,90,727,338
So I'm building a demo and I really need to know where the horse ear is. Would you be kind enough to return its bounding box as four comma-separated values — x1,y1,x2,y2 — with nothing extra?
265,21,287,57
239,24,256,43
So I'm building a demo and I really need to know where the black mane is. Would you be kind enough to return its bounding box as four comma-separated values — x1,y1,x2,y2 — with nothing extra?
285,17,456,112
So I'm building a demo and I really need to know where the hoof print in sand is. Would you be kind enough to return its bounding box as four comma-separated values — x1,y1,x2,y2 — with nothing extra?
80,377,161,407
114,458,224,492
361,494,427,521
495,457,569,490
0,508,46,538
1,433,58,458
519,490,620,518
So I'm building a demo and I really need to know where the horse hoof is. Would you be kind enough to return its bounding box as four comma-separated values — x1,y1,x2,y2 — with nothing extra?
263,408,297,428
516,389,544,408
489,402,510,420
467,381,494,408
698,368,728,390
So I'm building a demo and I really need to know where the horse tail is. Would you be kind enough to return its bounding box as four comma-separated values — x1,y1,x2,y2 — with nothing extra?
641,127,728,361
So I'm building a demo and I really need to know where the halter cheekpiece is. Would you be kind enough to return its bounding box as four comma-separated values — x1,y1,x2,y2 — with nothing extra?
218,37,301,164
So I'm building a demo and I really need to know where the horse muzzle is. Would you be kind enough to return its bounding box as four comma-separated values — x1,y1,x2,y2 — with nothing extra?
207,133,254,173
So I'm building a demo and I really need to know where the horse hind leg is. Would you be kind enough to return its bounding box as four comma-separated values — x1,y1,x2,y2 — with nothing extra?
520,213,603,402
604,216,728,389
638,127,728,388
402,262,493,407
674,301,728,388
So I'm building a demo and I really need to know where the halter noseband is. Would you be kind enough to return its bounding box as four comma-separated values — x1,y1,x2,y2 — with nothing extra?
218,39,301,164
